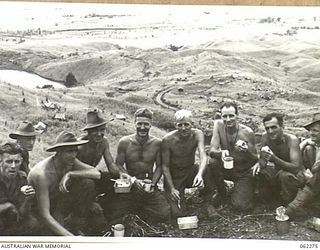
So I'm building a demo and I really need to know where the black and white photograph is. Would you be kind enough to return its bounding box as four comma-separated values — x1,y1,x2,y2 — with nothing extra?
0,1,320,246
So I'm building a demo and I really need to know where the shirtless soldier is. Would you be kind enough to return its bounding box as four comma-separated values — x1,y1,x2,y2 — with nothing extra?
208,101,258,211
253,113,303,206
28,131,105,236
77,110,121,217
110,108,170,223
162,110,216,218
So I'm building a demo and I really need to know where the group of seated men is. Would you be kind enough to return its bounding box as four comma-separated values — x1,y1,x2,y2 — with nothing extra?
1,100,320,236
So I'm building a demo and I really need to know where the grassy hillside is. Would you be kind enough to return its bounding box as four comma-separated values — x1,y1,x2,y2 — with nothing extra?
1,30,320,166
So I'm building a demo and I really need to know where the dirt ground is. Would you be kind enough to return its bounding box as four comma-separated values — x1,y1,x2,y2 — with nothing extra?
112,191,320,241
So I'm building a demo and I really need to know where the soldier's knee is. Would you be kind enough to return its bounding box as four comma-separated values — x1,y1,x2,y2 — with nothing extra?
159,205,171,221
231,196,253,211
79,178,96,191
25,215,40,233
208,157,222,170
305,145,315,152
278,170,292,182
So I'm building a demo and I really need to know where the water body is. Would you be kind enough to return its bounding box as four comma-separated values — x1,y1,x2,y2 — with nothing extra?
0,70,65,90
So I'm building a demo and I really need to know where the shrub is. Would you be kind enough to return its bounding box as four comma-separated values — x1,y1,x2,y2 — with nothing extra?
65,72,78,87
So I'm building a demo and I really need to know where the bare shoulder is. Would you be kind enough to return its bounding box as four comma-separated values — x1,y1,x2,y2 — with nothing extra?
239,123,254,135
214,119,224,128
149,135,161,145
28,159,49,183
285,133,300,145
162,130,178,142
193,128,204,138
118,134,134,144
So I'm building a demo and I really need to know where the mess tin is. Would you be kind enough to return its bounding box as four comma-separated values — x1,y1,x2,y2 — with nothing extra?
114,179,131,193
177,216,199,230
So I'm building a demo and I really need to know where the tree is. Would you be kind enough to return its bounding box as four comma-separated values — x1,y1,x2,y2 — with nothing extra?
65,72,78,87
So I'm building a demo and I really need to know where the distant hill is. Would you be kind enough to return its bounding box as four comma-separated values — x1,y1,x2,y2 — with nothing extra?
1,29,320,165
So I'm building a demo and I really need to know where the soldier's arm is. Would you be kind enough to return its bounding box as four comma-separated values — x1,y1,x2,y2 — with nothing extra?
0,202,16,215
258,134,268,168
115,138,129,175
152,141,163,186
236,128,258,164
209,120,222,159
273,135,302,174
18,176,35,216
196,130,207,176
67,159,101,179
161,137,175,191
102,139,121,177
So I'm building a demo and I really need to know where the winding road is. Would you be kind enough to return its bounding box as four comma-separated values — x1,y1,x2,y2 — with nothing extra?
153,86,179,111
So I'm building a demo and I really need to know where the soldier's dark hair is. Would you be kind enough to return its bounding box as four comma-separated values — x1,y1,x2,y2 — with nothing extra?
263,112,284,127
0,142,23,156
134,108,153,120
219,101,238,115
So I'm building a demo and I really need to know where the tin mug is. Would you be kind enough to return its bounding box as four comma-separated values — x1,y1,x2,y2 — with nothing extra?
143,179,152,192
275,215,289,235
112,224,125,237
223,156,234,169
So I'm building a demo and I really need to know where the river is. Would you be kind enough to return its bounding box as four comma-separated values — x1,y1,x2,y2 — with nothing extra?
0,70,65,90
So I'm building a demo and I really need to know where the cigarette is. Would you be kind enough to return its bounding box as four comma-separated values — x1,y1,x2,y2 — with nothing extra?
177,200,181,209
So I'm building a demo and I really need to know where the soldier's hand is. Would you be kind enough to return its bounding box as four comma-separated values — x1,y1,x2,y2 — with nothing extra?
170,188,180,201
204,145,211,154
192,174,204,187
260,151,273,162
221,150,229,159
59,173,71,193
312,160,320,173
306,138,316,147
252,163,261,176
133,179,146,193
120,172,131,180
21,185,36,200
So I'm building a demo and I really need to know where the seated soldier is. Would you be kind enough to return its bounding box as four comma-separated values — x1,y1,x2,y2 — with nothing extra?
286,113,320,217
0,142,38,235
77,110,121,218
110,108,170,223
9,121,38,174
208,101,258,211
253,113,303,206
28,131,105,236
162,110,216,219
300,113,320,170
